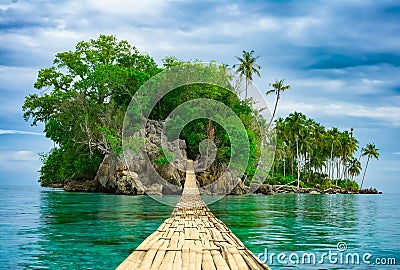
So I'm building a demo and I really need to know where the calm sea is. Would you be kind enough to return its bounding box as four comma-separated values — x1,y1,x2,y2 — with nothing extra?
0,185,399,269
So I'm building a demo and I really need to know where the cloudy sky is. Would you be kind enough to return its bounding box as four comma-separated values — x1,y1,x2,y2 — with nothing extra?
0,0,399,192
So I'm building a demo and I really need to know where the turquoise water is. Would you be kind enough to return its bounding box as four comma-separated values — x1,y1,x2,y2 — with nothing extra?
0,186,399,269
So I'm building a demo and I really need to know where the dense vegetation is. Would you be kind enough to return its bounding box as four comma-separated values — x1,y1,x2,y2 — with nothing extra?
23,35,262,186
23,35,379,190
269,113,359,190
23,35,160,185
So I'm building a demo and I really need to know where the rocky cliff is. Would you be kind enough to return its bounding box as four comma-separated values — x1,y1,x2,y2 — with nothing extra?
64,120,248,195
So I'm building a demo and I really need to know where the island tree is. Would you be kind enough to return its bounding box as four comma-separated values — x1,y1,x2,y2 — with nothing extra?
233,50,261,99
360,143,379,189
23,35,160,185
266,79,291,126
23,36,265,187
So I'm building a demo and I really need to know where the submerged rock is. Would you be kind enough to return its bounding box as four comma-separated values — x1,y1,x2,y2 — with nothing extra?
64,179,107,193
359,188,382,194
254,184,274,195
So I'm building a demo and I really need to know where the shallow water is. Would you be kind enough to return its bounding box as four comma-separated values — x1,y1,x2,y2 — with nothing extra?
0,186,398,269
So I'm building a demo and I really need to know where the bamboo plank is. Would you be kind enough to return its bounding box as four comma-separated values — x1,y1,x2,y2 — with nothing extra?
116,159,270,270
181,239,190,269
172,250,182,269
229,247,248,269
158,251,175,270
240,250,264,270
194,239,202,270
211,250,231,270
116,250,146,270
149,239,169,269
202,250,217,270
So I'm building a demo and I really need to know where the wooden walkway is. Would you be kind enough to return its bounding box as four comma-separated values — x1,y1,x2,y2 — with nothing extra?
116,160,270,270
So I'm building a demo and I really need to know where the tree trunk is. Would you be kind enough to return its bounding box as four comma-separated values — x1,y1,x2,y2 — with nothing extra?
360,157,370,190
283,158,286,178
245,78,248,99
336,160,340,185
296,137,300,189
329,141,334,180
292,153,294,176
268,93,279,126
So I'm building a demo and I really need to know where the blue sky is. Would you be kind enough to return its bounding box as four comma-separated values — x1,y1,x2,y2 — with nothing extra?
0,0,399,192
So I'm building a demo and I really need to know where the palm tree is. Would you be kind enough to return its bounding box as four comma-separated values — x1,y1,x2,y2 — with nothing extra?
348,157,362,180
266,79,291,126
233,50,261,99
327,127,341,181
360,143,379,189
286,112,306,189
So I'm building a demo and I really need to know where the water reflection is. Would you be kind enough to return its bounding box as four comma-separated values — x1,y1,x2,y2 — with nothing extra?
2,187,397,270
20,190,173,269
209,194,400,269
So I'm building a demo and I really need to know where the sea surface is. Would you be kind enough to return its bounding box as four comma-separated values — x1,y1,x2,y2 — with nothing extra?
0,185,399,269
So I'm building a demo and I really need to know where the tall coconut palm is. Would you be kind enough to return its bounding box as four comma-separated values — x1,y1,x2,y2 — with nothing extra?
360,143,379,189
327,127,341,181
348,157,362,180
233,50,261,99
286,112,306,189
266,79,291,126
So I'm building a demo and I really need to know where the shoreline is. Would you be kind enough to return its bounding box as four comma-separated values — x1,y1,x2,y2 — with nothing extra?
46,181,382,195
254,184,381,195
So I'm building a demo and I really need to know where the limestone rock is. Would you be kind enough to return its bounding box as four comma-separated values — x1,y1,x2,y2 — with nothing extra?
64,179,106,193
145,184,163,195
116,171,144,195
254,184,274,195
229,178,250,195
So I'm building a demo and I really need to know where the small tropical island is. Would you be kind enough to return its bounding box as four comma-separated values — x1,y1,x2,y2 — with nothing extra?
23,35,381,195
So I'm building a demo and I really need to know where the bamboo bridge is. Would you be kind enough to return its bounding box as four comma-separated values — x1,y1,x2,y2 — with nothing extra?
116,160,270,270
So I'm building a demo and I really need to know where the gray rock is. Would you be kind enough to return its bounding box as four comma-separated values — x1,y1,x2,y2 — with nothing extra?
145,183,163,195
64,179,106,192
255,184,274,195
116,171,144,195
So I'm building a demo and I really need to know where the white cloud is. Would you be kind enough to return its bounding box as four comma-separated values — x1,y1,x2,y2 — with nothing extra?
259,17,281,32
0,65,37,88
291,78,345,93
279,101,400,126
0,129,43,136
0,150,39,162
85,0,166,17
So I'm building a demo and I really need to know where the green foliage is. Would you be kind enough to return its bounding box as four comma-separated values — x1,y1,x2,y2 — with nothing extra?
24,36,265,185
270,112,367,191
233,50,261,98
38,147,103,186
338,179,360,191
266,173,296,185
98,126,122,155
154,148,175,165
301,171,331,189
360,143,380,189
23,35,160,185
124,137,146,155
151,63,264,178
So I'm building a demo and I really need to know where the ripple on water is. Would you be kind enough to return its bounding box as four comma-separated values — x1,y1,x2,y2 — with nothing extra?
0,187,399,269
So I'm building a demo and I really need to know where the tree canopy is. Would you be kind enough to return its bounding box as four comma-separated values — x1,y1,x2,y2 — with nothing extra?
23,35,378,191
23,36,263,186
23,35,161,185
